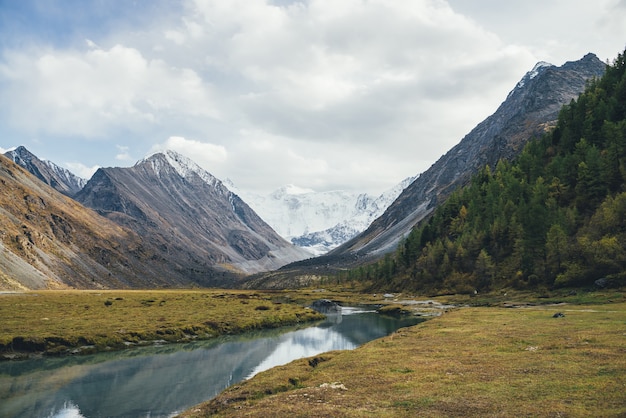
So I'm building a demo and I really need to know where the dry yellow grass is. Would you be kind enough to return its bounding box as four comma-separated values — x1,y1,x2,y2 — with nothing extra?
182,300,626,417
0,289,324,358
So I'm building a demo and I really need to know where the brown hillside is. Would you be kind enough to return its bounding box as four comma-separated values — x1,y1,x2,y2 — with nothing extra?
0,154,202,290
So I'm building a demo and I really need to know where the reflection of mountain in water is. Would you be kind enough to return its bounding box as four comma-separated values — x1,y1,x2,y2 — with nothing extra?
0,312,423,418
332,311,422,346
248,312,423,378
0,334,282,418
248,327,356,378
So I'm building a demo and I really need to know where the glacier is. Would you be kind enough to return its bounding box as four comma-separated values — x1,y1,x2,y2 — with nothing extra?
228,176,417,255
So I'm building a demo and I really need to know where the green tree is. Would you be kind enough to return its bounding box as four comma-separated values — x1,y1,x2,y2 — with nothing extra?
475,249,495,290
545,224,569,281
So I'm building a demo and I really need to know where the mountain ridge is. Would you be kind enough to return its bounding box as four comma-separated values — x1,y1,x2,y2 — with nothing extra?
75,151,310,278
233,175,417,255
1,52,609,291
4,146,86,196
242,52,607,288
0,153,202,290
329,52,607,259
358,49,626,293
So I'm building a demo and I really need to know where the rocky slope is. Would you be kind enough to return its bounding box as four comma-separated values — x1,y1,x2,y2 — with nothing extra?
329,53,606,259
75,151,310,276
244,53,606,287
4,146,86,196
0,154,203,290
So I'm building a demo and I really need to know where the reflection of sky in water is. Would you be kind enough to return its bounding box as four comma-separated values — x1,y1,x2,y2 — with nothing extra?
46,402,83,418
247,326,356,379
1,310,422,418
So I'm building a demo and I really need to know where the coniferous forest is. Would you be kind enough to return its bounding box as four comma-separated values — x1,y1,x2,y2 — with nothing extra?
341,50,626,294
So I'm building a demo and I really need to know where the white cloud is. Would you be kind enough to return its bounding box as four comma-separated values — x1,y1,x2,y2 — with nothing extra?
115,145,133,161
446,0,626,64
1,0,624,195
0,43,219,139
0,0,537,193
65,162,100,179
164,30,186,45
150,136,229,175
165,0,536,155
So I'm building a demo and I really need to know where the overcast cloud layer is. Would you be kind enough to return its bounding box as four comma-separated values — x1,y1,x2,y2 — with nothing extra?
1,0,624,194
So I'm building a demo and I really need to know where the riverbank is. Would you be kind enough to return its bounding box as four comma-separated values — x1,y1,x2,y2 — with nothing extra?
0,289,324,360
181,291,626,417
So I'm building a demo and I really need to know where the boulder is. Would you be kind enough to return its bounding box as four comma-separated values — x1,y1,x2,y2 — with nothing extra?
310,299,341,314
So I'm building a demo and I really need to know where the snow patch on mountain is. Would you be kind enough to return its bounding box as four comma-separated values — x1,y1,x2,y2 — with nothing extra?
529,61,553,79
511,61,554,93
228,175,417,255
43,160,87,190
4,146,87,196
139,150,221,189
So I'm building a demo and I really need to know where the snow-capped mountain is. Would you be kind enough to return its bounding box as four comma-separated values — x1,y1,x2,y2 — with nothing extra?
4,146,87,196
141,150,223,188
75,150,310,281
229,176,417,255
509,61,553,94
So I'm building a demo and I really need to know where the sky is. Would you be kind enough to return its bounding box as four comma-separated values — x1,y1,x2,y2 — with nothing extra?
0,0,624,195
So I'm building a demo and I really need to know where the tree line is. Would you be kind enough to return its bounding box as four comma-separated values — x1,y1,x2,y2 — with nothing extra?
337,50,626,294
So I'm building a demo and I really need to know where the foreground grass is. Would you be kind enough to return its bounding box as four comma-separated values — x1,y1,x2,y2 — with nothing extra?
181,298,626,417
0,289,324,358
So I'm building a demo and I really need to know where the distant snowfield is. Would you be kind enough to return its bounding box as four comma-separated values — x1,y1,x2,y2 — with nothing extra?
228,176,417,255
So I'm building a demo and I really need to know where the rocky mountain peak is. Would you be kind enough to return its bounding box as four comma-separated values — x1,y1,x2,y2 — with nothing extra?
510,61,553,92
4,146,86,197
279,52,607,273
137,150,223,190
75,152,310,279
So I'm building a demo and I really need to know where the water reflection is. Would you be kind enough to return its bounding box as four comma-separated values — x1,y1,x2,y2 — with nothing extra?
0,309,423,418
247,325,354,378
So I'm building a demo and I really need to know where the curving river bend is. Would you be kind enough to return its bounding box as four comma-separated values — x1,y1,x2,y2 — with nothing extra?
0,307,423,418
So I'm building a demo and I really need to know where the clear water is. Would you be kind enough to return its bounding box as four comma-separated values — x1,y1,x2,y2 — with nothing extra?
0,308,423,418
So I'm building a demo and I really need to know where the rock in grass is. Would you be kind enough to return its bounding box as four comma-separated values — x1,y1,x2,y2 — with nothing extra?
310,299,341,314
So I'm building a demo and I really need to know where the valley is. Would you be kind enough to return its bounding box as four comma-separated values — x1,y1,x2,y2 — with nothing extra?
3,287,624,418
0,43,625,417
184,291,626,417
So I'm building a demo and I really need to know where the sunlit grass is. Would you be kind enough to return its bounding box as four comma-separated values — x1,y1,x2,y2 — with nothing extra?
182,297,626,417
0,289,324,357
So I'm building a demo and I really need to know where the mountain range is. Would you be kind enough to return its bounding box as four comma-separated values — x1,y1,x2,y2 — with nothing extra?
231,176,417,255
0,52,607,290
5,145,411,257
245,52,607,288
0,150,310,290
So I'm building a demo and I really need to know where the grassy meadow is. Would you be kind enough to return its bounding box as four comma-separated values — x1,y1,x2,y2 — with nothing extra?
2,287,625,416
181,291,626,417
0,289,324,358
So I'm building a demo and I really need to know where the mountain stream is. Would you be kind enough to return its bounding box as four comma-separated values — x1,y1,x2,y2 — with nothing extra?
0,307,423,418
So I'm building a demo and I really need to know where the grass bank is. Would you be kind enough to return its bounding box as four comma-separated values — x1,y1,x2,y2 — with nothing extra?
181,295,626,417
0,289,324,359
